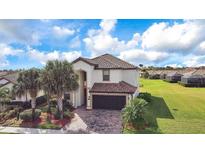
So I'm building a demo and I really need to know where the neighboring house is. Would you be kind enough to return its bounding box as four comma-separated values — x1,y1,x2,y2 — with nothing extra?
0,72,44,101
180,69,205,87
149,70,163,79
165,71,183,83
70,54,139,110
0,74,16,90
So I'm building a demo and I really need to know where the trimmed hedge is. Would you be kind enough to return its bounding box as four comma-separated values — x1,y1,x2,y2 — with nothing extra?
137,92,152,102
178,81,205,87
19,109,41,121
36,95,47,106
54,109,74,120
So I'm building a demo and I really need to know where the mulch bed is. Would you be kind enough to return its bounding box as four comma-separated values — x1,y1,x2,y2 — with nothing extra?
0,112,71,129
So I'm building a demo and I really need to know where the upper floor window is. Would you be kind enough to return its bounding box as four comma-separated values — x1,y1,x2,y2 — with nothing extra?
103,70,110,81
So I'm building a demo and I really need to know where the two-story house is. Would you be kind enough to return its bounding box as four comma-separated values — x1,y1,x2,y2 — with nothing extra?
70,54,139,110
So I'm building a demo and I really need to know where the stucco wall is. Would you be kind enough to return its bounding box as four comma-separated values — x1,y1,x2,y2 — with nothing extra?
72,60,139,108
15,90,45,101
92,69,122,84
122,69,139,87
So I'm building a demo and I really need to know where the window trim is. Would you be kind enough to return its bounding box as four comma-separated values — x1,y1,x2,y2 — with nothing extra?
103,69,110,81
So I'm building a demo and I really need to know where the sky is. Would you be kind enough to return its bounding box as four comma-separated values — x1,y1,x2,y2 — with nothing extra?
1,19,205,69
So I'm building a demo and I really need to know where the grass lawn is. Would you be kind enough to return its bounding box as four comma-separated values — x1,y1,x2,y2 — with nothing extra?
137,79,205,134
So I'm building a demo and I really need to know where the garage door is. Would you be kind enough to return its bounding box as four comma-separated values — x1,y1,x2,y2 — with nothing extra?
92,95,126,110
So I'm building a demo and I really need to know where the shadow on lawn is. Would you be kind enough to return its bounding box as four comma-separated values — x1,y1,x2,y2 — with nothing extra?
144,96,174,132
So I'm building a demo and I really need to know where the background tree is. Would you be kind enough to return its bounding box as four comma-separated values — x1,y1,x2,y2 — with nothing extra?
139,64,144,68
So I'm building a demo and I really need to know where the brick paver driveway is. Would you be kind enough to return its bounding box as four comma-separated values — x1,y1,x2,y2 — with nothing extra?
74,107,122,134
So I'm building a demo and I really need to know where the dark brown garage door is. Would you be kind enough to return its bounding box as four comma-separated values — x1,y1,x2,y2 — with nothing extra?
92,95,126,110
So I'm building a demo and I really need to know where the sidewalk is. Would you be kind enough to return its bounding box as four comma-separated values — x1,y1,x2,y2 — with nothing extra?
0,113,93,134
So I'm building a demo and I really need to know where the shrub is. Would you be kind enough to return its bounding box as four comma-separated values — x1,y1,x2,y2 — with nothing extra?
137,92,152,102
19,109,41,121
4,106,14,112
149,74,160,79
36,95,47,106
54,109,61,119
0,112,6,120
142,71,149,79
64,110,74,119
21,101,31,109
54,109,74,119
38,123,61,129
122,98,148,128
50,100,57,107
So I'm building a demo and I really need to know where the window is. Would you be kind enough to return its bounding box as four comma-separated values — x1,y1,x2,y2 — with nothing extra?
103,70,110,81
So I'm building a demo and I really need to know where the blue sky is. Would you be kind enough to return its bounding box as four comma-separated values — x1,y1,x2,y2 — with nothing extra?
0,19,205,69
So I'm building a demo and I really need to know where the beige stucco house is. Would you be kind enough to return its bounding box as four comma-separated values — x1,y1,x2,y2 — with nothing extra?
70,54,139,110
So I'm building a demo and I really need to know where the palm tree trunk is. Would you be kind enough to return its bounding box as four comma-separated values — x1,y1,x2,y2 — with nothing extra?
47,98,51,113
57,96,63,119
25,91,28,102
31,97,36,121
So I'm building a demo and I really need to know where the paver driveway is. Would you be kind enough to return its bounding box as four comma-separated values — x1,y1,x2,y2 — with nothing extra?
74,107,122,134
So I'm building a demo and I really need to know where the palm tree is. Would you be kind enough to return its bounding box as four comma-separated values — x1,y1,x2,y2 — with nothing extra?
12,72,27,100
41,67,55,113
14,69,41,121
43,60,79,119
24,68,41,120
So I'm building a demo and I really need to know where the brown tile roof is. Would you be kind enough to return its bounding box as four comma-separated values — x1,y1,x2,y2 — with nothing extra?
1,72,19,84
193,68,205,76
90,81,137,94
0,71,8,77
72,54,138,70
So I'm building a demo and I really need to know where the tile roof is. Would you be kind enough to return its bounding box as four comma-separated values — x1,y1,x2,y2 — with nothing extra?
72,54,137,69
1,72,19,84
0,71,8,77
193,68,205,76
90,81,137,94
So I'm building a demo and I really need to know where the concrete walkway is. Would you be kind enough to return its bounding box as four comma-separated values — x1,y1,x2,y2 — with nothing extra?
0,113,92,134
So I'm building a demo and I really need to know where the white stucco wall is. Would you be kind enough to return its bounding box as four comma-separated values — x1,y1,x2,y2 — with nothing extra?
72,60,139,108
92,69,122,84
15,90,45,101
72,61,94,108
122,69,139,87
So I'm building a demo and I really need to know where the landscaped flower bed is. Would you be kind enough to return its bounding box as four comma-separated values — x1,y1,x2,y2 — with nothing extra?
0,105,74,130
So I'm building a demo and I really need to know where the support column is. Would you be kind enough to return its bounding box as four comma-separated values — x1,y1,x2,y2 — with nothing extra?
86,88,92,110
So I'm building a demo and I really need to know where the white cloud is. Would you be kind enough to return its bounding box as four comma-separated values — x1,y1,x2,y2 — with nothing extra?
0,20,40,45
27,48,81,65
195,41,205,55
53,26,75,37
62,51,82,62
141,20,205,54
83,19,140,57
99,19,117,33
119,49,169,65
182,55,205,67
69,36,81,48
0,43,24,67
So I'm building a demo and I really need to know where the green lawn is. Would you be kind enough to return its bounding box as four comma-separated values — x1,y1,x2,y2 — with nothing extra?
140,79,205,134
